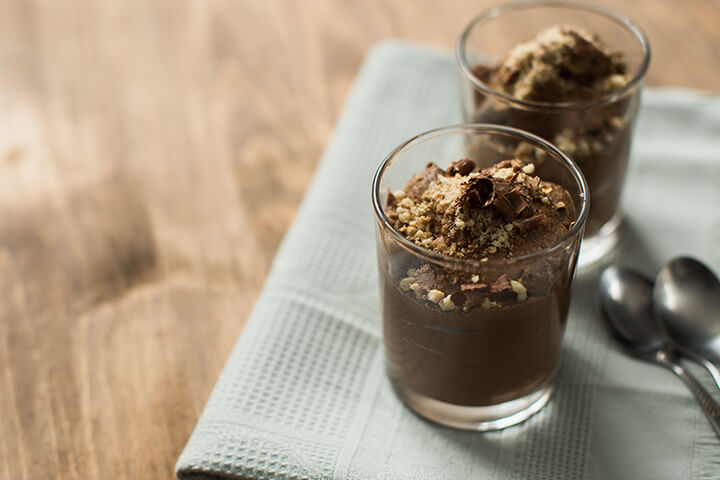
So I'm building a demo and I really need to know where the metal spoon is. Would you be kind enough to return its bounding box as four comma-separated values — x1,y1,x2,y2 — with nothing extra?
598,266,720,438
654,257,720,389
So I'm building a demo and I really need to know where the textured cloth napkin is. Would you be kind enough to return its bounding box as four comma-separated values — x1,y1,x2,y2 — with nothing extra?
176,41,720,480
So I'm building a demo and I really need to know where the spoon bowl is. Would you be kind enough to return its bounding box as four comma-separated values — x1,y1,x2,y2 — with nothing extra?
598,265,720,438
598,266,663,356
654,257,720,366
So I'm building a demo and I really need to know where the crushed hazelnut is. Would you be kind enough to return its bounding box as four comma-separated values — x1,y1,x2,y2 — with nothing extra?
510,280,528,302
399,277,415,291
439,295,455,311
521,163,535,174
492,167,515,180
610,116,624,130
427,289,444,303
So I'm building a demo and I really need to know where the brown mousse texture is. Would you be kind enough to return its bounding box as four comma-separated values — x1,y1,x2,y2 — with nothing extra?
469,24,636,237
381,158,579,406
384,158,574,312
483,25,629,103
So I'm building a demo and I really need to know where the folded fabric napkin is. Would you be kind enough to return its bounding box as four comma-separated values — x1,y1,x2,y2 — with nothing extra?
176,41,720,480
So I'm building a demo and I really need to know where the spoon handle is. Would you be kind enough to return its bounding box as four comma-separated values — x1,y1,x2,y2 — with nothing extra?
660,354,720,438
697,357,720,392
678,349,720,392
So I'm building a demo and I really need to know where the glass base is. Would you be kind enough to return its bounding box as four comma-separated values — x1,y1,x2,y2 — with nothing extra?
578,212,622,268
390,371,557,431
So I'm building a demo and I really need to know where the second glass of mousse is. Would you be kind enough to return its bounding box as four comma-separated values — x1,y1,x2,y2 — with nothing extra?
456,1,650,264
372,125,589,430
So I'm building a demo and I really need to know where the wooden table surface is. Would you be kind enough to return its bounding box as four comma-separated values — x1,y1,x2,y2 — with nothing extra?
1,0,718,478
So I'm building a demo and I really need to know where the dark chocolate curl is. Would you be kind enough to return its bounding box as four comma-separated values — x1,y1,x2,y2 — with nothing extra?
507,187,532,218
490,274,512,293
464,176,494,208
492,189,515,221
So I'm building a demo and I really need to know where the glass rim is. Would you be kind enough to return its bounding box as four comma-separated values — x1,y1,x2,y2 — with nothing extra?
371,123,590,270
455,0,651,112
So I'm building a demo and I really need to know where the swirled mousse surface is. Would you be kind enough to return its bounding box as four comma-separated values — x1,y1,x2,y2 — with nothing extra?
384,158,575,312
382,158,578,406
483,25,629,103
469,25,635,237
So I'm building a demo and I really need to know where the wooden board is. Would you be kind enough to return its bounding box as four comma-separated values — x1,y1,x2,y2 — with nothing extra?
1,0,719,478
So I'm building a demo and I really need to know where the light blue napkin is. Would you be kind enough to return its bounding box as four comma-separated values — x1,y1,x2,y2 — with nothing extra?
176,41,720,480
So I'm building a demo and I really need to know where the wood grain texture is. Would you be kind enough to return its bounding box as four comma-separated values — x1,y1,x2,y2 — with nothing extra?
0,0,718,478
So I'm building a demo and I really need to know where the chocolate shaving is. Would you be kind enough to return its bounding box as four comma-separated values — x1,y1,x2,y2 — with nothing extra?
492,188,515,221
463,176,494,208
506,186,532,218
446,158,476,176
459,283,489,307
516,214,547,233
463,174,539,224
490,273,512,294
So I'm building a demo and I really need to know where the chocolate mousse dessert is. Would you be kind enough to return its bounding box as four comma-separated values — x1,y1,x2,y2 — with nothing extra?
467,25,638,237
382,157,579,407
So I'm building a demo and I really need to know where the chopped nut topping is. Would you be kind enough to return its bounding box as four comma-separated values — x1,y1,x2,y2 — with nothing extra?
427,289,444,303
389,157,575,311
492,167,515,180
486,25,629,103
609,116,624,130
399,277,415,291
439,295,455,311
510,280,528,302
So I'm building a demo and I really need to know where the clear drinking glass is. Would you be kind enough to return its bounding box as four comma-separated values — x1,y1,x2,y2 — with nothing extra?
456,1,650,265
372,124,589,430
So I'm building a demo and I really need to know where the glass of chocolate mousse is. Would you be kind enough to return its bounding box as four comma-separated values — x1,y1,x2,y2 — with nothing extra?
372,125,588,430
456,2,650,265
